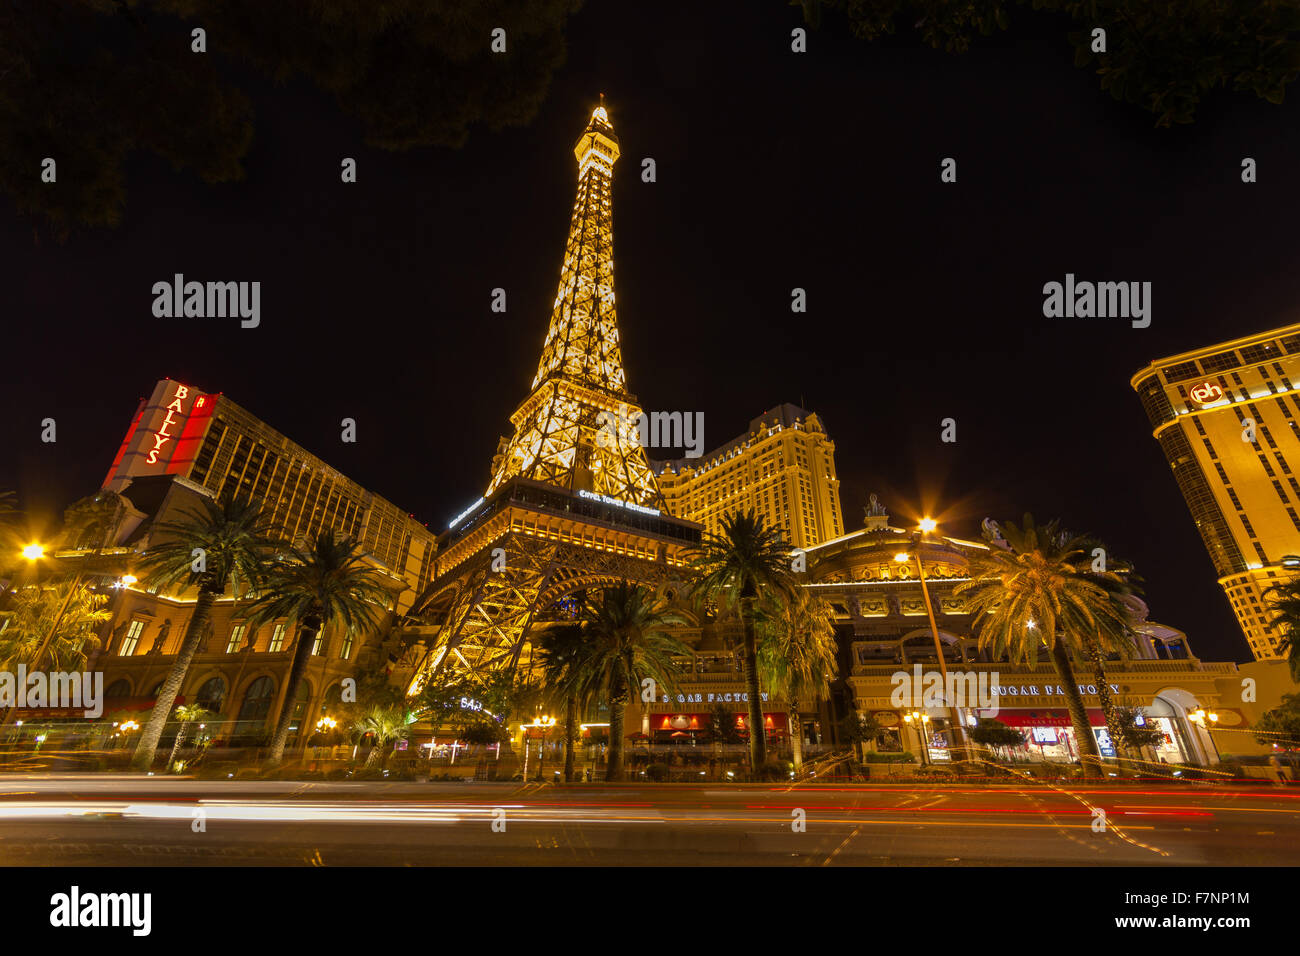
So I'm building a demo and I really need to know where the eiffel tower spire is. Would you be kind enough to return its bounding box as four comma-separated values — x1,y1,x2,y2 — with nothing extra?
486,100,663,509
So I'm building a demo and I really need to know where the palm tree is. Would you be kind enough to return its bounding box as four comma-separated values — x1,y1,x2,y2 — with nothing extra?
0,580,110,670
1062,532,1141,762
244,530,392,766
957,515,1136,778
571,582,688,781
532,623,588,782
167,703,214,770
354,704,412,770
1264,556,1300,682
755,590,839,774
687,510,798,771
130,496,281,772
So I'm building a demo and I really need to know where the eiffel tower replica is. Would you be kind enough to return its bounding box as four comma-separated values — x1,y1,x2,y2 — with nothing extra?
406,99,702,692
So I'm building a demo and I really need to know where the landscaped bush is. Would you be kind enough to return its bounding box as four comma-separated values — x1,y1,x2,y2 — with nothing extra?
864,751,916,763
757,759,792,781
645,763,670,781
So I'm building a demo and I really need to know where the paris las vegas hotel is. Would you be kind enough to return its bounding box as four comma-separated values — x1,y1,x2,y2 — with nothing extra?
16,103,1284,767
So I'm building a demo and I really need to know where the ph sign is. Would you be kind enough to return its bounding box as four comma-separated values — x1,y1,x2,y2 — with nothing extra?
1188,380,1225,407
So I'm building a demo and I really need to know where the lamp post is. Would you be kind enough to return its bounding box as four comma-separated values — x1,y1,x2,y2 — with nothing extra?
903,710,931,765
895,518,971,764
19,544,87,673
534,715,556,780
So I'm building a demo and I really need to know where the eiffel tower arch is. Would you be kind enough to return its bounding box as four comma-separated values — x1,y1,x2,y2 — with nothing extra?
407,101,702,694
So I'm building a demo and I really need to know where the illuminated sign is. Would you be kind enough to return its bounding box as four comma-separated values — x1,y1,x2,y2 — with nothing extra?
146,383,191,464
577,489,661,517
1188,380,1226,406
659,691,768,704
104,379,214,491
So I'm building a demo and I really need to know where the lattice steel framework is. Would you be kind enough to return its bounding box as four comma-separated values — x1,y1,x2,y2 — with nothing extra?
406,104,699,694
485,101,663,511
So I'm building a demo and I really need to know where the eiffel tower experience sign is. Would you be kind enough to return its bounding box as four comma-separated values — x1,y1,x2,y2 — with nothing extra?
405,101,703,692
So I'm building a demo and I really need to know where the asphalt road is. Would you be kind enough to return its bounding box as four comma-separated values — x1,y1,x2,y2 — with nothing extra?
0,775,1295,866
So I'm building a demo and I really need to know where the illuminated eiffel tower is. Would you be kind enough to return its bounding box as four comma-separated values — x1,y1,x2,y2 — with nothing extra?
406,100,701,692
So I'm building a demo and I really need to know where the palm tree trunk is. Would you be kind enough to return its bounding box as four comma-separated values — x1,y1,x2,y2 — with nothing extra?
364,738,384,770
131,589,216,772
168,721,190,770
606,677,627,782
740,596,766,771
1050,640,1103,777
1087,634,1127,768
266,621,319,765
563,693,577,783
790,705,803,775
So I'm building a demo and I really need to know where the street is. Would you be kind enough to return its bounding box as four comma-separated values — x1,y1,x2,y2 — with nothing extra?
0,776,1294,866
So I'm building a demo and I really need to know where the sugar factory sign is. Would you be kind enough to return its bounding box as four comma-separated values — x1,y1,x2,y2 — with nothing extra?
993,683,1120,698
660,691,769,705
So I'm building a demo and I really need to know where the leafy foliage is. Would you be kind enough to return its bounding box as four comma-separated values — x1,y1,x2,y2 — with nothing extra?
968,717,1026,749
0,581,110,670
1264,556,1300,682
1254,692,1300,748
1,0,582,236
812,0,1300,126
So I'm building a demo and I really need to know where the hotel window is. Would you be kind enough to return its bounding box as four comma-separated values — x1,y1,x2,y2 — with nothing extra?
119,620,146,656
312,631,324,656
268,623,287,653
339,634,354,659
226,624,247,654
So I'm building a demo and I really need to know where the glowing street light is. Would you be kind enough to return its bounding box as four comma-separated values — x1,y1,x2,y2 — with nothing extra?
896,517,972,763
903,710,932,765
120,574,138,588
21,543,45,561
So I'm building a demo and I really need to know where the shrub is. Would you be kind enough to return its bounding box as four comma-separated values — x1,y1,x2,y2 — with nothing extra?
757,759,792,781
645,763,670,782
864,751,916,764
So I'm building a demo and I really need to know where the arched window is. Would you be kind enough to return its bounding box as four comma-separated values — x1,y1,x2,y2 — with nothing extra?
149,680,165,697
194,677,227,713
322,682,343,716
104,679,131,699
236,676,275,725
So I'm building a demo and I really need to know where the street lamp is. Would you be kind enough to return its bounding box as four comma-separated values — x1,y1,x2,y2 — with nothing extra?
534,715,556,780
895,518,971,764
903,710,931,765
20,543,89,676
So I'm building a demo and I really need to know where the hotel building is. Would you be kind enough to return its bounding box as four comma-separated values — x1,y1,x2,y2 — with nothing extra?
1132,323,1300,662
803,503,1250,767
37,379,439,750
653,404,845,549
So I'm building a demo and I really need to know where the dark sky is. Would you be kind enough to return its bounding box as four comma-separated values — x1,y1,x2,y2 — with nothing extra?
4,2,1299,664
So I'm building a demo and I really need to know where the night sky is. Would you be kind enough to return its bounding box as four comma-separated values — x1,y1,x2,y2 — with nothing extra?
5,2,1300,664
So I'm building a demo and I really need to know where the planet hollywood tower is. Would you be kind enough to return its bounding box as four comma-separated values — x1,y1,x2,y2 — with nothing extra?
1133,322,1300,662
